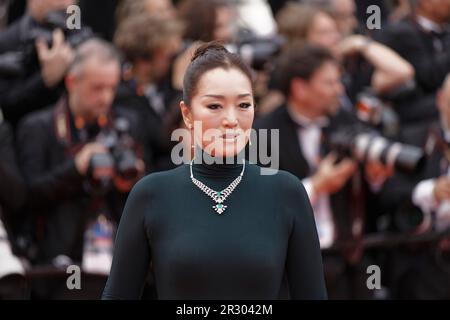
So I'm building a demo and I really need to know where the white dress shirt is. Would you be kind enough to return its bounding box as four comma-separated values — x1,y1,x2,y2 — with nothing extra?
412,129,450,232
287,106,335,248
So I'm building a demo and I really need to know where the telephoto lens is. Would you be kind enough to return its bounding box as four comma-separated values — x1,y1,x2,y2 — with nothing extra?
329,127,425,173
353,133,425,173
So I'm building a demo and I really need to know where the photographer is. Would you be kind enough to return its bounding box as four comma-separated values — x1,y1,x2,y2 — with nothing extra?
411,75,450,234
254,44,396,299
0,0,93,128
275,2,414,106
16,39,144,271
374,0,450,145
374,74,450,299
113,13,183,172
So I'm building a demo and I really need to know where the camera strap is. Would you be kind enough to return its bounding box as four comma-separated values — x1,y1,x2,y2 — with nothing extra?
53,95,112,156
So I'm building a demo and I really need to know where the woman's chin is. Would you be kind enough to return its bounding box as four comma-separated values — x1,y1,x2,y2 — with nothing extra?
206,142,246,160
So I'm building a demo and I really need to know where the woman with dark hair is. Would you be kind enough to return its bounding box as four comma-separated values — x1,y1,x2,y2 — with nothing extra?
102,42,327,300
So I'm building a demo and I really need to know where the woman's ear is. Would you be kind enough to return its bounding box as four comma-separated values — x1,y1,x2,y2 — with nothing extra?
180,101,193,129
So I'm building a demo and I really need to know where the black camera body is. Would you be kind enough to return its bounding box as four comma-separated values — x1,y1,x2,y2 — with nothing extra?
86,118,139,195
328,125,425,173
0,10,92,77
225,30,285,71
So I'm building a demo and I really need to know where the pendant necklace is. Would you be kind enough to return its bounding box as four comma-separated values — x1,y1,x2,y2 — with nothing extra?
190,159,245,214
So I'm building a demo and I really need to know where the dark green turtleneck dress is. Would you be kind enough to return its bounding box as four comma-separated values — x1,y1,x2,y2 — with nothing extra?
102,152,327,300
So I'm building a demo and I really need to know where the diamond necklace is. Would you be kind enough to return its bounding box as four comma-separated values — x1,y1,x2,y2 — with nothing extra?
190,159,245,214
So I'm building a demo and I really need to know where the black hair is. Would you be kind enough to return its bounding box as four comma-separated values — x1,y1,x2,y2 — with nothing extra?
182,41,254,106
275,43,338,96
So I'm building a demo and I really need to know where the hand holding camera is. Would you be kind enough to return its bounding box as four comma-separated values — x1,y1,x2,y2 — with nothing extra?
35,29,74,88
311,152,358,196
364,160,394,187
75,118,144,195
74,142,108,176
433,176,450,203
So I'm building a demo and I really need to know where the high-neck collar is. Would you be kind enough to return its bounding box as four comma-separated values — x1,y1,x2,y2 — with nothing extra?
191,145,246,178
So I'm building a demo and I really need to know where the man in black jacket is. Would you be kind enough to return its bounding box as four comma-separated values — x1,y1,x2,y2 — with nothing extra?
0,111,26,231
113,14,183,172
374,0,450,145
254,44,394,299
0,0,92,129
375,74,450,299
0,111,27,298
16,38,144,269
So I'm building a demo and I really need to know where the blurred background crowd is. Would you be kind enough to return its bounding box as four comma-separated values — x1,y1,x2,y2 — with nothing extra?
0,0,450,299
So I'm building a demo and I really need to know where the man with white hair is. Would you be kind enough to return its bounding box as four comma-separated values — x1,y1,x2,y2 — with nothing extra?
17,38,144,272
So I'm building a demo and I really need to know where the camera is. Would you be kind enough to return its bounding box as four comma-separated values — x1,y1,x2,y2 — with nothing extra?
86,117,139,195
328,125,425,173
29,10,92,49
355,90,400,138
225,30,285,70
393,202,430,234
0,10,92,77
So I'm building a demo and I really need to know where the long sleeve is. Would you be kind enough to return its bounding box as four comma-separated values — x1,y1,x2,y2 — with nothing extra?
16,114,84,209
104,163,329,300
102,177,152,299
0,15,62,126
1,72,65,128
375,24,450,93
283,173,327,299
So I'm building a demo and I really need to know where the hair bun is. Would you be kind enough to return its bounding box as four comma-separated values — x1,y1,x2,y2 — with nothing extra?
191,41,228,62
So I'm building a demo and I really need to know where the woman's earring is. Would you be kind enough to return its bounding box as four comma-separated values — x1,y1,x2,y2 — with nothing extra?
188,124,195,149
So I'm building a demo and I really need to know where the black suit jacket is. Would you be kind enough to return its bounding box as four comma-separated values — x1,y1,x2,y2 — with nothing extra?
378,123,449,227
253,105,365,243
376,16,450,94
113,78,176,172
16,97,143,262
374,16,449,124
0,120,26,241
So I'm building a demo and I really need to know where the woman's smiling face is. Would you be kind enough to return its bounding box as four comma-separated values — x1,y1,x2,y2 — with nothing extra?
181,67,255,158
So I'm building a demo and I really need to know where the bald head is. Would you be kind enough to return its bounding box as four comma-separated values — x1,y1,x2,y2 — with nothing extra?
65,39,121,122
68,38,121,77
